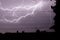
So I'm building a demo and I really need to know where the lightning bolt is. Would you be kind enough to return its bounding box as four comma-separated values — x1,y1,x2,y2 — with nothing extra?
0,1,44,23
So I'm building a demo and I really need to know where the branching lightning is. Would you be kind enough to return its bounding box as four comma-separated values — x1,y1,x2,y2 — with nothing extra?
0,1,44,23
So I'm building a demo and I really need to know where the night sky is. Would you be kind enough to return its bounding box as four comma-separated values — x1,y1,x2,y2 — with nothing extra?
0,0,56,33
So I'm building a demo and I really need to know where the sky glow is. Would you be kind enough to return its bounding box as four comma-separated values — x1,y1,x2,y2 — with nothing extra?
0,1,43,23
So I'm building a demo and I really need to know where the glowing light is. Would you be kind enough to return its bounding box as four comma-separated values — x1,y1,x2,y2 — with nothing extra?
0,1,43,23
